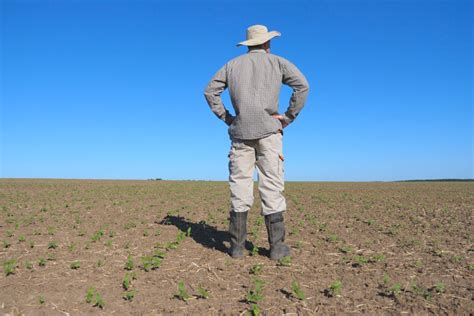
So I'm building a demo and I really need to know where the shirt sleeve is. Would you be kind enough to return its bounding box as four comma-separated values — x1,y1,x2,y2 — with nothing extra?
204,65,235,126
280,58,310,125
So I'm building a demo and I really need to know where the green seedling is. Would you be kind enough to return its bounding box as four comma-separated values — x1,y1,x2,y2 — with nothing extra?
25,261,33,269
91,229,104,242
18,235,26,242
176,281,190,301
371,253,386,262
39,295,45,304
435,282,445,294
246,278,264,303
47,241,58,249
250,245,259,256
70,261,81,269
277,256,292,267
122,272,136,290
143,230,149,237
186,227,192,237
327,280,342,297
411,282,432,299
68,243,76,252
249,263,263,275
124,255,134,270
389,283,402,297
38,258,46,267
97,259,104,267
94,292,105,309
85,287,95,303
247,303,261,316
123,290,135,301
3,259,17,276
291,280,305,300
3,240,11,248
197,285,209,299
352,255,369,266
141,255,162,272
327,234,339,243
6,230,14,237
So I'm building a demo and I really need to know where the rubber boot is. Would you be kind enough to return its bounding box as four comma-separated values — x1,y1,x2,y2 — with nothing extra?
265,212,291,260
228,211,248,258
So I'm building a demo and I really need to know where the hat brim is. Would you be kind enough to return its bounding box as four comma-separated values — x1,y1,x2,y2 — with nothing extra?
236,31,281,47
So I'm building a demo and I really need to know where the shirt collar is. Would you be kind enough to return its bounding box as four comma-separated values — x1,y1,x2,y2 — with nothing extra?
248,48,267,54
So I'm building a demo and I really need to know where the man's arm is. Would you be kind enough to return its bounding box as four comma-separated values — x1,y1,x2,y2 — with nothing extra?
279,58,310,126
204,65,235,126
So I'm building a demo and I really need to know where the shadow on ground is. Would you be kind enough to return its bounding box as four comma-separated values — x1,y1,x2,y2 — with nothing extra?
157,215,261,255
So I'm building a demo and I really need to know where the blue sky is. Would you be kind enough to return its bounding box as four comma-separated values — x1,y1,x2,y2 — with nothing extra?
1,0,472,181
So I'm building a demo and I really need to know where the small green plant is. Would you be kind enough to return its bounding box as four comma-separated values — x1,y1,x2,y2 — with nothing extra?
389,283,402,297
326,280,342,297
122,272,136,290
94,292,105,309
18,235,26,242
25,260,33,269
70,261,81,269
85,287,105,309
123,290,135,301
246,278,264,303
250,245,259,256
371,253,385,262
176,281,190,301
141,255,162,272
3,259,17,276
277,256,292,267
3,240,11,248
38,257,46,267
249,263,263,275
47,241,58,249
85,287,95,303
197,285,209,299
352,255,369,266
39,295,45,304
124,255,134,270
91,229,104,242
411,282,432,299
6,230,14,237
435,282,445,294
28,240,35,249
291,280,305,300
68,243,76,252
186,226,192,237
247,303,261,316
97,259,104,267
327,234,339,243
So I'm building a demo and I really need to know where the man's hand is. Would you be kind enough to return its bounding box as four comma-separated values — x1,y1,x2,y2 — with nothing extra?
272,114,289,128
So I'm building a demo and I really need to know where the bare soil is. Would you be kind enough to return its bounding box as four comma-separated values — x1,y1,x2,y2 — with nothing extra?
0,179,472,315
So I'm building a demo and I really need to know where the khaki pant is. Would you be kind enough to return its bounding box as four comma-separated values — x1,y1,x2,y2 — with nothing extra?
228,132,286,216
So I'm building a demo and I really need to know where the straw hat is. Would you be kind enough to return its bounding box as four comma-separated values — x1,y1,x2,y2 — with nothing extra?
237,25,281,47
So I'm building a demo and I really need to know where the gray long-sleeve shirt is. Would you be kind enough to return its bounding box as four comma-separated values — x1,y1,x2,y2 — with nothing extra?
204,48,310,140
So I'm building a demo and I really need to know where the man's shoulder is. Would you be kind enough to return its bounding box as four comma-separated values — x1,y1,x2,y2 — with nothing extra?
225,52,289,67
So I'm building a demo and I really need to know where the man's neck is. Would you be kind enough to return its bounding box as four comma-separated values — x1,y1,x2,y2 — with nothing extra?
248,48,269,54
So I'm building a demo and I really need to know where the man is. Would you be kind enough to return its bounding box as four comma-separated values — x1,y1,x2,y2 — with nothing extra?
204,25,309,260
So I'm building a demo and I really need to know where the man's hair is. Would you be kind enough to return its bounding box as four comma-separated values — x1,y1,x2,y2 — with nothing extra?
248,43,266,50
